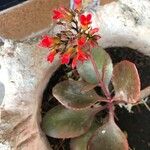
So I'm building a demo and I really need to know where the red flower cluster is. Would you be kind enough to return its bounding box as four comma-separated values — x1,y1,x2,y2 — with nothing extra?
39,1,101,69
40,34,90,68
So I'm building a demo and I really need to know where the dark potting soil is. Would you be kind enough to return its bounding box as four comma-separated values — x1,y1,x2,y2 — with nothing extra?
41,47,150,150
0,0,27,11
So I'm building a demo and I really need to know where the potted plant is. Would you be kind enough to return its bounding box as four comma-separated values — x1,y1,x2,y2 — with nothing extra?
40,0,150,149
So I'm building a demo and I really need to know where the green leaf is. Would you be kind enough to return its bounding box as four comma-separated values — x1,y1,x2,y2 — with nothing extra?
70,120,101,150
53,80,101,109
77,47,113,87
42,105,96,138
112,60,141,103
87,120,129,150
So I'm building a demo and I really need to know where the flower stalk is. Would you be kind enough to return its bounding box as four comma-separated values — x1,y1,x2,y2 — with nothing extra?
89,52,111,99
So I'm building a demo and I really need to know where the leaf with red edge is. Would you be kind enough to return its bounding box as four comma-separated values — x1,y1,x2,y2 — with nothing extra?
42,105,97,139
87,119,129,150
112,60,141,103
70,120,100,150
77,47,113,87
53,80,102,109
80,83,97,93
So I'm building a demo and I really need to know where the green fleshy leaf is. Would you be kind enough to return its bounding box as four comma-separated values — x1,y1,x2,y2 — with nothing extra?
80,83,97,93
77,47,113,87
70,120,101,150
112,60,141,103
42,105,96,138
53,80,101,109
88,120,129,150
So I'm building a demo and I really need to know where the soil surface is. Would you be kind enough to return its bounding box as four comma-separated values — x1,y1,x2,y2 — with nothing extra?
42,47,150,150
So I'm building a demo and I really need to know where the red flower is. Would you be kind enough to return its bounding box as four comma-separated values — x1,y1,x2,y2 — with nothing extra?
71,48,89,69
47,51,56,63
89,28,99,35
80,14,92,26
77,48,89,62
74,0,82,5
53,9,64,20
40,36,54,48
77,36,86,46
61,53,71,64
74,0,82,10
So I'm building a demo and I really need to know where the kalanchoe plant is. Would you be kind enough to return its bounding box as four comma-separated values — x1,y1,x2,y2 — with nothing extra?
40,1,143,150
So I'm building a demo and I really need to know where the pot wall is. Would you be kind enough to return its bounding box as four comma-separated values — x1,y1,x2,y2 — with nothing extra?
0,0,114,40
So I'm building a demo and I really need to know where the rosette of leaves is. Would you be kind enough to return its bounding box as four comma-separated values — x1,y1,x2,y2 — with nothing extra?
42,47,141,150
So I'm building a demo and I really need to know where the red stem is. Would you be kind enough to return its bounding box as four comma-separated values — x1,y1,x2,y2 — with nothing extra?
89,53,111,99
89,51,114,120
93,104,108,115
108,102,114,121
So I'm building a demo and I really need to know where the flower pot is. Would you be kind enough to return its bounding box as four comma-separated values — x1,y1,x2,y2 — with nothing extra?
0,0,150,149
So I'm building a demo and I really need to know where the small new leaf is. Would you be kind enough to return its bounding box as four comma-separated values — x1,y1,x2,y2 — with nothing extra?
112,60,141,103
